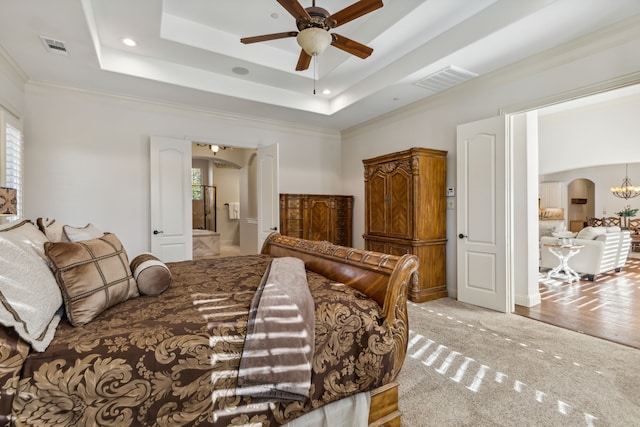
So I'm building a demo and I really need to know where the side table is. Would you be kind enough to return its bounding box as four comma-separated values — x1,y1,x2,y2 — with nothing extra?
544,243,584,283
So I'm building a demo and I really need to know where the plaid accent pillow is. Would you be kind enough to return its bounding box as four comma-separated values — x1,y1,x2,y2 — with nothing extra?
45,233,138,326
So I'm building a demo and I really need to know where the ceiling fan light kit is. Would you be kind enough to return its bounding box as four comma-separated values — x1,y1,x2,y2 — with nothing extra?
296,27,332,56
240,0,383,71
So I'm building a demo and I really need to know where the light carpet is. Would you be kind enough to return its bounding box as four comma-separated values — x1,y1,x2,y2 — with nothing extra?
398,298,640,426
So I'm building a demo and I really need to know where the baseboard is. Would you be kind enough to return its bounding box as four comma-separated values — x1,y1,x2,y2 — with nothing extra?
514,292,541,307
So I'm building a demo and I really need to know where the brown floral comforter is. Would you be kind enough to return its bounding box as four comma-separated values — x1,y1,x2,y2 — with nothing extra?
1,255,396,426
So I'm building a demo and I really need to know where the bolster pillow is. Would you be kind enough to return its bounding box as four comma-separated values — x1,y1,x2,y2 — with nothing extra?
130,252,172,295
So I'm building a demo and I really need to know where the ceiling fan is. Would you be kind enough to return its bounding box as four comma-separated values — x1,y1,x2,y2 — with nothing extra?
241,0,383,71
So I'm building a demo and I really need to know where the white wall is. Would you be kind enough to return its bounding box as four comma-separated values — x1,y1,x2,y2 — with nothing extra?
538,94,640,175
341,18,640,298
215,165,240,245
23,84,342,256
0,50,25,118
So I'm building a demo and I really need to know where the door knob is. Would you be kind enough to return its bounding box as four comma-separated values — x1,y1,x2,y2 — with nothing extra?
458,233,468,239
153,230,164,235
270,227,278,231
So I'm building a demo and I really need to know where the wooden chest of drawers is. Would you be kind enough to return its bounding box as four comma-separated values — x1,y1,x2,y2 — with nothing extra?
280,194,353,247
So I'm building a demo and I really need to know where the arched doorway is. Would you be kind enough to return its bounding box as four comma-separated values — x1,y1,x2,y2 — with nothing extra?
567,178,595,232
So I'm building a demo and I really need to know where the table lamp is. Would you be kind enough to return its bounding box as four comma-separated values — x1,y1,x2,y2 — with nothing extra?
0,186,17,216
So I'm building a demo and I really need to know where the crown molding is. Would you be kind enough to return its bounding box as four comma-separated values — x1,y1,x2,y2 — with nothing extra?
24,80,341,140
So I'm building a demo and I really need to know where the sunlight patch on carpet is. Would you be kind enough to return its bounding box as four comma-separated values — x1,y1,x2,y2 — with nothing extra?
407,302,603,425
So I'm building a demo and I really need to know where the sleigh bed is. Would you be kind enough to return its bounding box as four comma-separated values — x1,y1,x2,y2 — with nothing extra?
0,226,417,427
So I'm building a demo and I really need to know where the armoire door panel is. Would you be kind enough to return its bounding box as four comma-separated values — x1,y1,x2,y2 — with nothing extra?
389,170,411,238
368,173,387,235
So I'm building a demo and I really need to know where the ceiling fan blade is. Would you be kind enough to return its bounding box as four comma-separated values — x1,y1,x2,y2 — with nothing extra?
331,33,373,59
241,31,298,44
276,0,311,21
295,49,312,71
329,0,383,28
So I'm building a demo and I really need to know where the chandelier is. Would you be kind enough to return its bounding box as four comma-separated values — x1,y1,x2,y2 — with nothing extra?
611,164,640,199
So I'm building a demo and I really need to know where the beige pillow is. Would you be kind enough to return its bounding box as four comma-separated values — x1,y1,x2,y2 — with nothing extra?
62,223,104,242
45,233,139,326
130,253,172,295
37,217,64,242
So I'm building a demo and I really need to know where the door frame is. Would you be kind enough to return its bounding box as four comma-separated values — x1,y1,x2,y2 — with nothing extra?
155,138,280,258
455,75,640,313
503,74,640,310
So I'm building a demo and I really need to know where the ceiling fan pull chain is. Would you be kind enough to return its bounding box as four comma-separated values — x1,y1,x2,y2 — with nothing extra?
313,55,317,95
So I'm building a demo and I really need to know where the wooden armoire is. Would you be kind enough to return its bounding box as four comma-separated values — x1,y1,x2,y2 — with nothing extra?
279,194,353,246
363,147,447,303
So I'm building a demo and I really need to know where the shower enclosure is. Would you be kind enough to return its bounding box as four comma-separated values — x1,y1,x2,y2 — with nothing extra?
192,185,216,231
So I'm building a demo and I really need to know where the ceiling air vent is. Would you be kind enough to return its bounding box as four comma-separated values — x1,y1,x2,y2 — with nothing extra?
413,65,477,93
40,36,68,55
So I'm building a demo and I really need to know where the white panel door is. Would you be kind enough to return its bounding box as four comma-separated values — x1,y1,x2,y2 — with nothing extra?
150,136,193,262
257,144,279,252
456,116,510,312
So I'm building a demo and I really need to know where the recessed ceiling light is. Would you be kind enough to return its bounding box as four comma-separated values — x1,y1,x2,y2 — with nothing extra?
122,38,137,47
322,89,331,95
232,67,249,75
270,12,279,19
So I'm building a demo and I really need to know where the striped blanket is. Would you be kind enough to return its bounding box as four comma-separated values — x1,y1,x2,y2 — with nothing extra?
236,257,315,401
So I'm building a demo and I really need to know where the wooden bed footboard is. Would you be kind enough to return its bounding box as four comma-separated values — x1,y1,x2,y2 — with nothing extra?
261,233,418,381
262,234,417,426
369,382,401,427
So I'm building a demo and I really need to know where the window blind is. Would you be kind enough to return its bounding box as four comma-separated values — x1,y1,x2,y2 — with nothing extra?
2,109,23,220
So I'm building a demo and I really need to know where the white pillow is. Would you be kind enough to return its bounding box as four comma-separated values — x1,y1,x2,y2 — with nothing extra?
538,223,555,238
62,223,104,242
576,226,606,240
0,219,51,267
0,235,62,351
605,226,621,233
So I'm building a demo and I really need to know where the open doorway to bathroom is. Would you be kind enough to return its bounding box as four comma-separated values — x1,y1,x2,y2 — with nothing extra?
192,144,257,258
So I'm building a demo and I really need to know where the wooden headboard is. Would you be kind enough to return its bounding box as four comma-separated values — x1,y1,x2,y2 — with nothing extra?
261,232,419,377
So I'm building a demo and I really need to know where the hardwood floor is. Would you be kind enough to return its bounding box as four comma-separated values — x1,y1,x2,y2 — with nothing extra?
515,254,640,349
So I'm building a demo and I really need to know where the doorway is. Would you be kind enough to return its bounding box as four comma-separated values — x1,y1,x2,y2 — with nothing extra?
567,178,595,232
512,83,640,348
192,144,257,257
